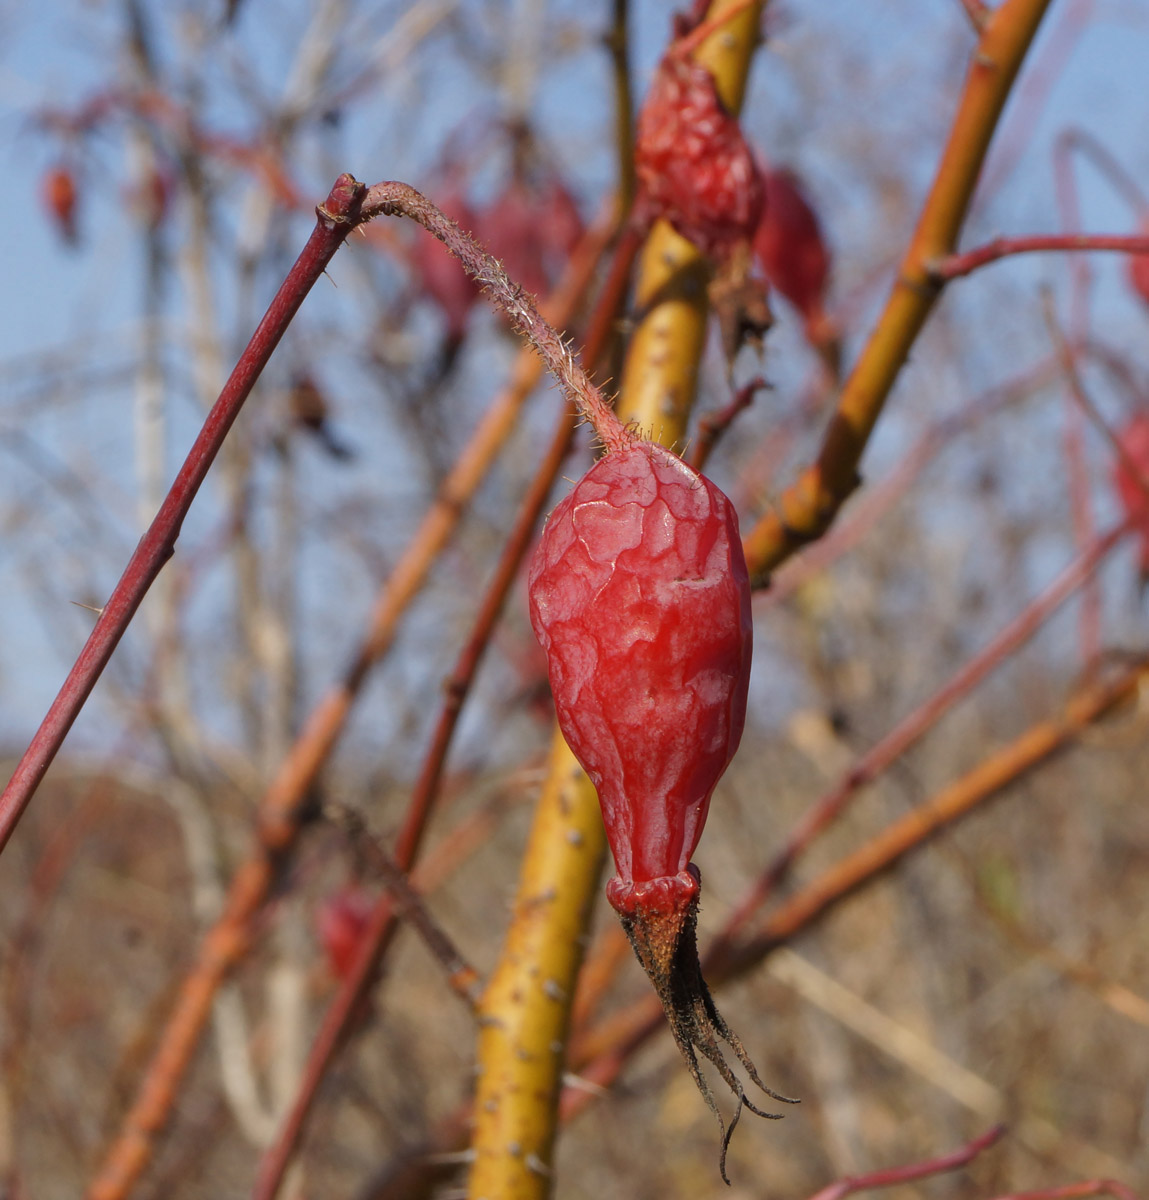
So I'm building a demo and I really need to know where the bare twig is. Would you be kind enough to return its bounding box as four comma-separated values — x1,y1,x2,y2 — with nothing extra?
87,206,612,1200
804,1123,1005,1200
688,376,767,472
930,233,1149,280
742,0,1053,585
0,174,368,859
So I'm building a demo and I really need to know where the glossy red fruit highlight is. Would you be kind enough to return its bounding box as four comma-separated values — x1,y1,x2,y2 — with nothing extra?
1113,412,1149,580
528,440,750,897
635,54,764,259
42,164,79,245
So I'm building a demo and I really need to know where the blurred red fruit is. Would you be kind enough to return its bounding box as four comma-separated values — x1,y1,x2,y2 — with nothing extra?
131,165,173,231
1127,219,1149,308
634,54,763,259
410,181,482,350
754,167,828,320
754,165,840,366
316,886,374,980
479,170,584,302
1113,412,1149,582
42,164,79,245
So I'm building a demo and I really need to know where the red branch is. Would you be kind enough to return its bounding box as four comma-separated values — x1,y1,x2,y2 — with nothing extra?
931,233,1149,280
0,173,367,856
806,1125,1006,1200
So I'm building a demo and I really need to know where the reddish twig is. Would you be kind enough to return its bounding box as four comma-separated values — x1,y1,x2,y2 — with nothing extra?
0,173,367,858
989,1184,1141,1200
687,376,767,472
806,1124,1006,1200
87,204,613,1200
253,194,639,1200
338,809,483,1010
930,234,1149,281
727,517,1127,935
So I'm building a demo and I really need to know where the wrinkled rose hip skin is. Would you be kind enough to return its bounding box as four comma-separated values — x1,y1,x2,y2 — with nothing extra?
529,440,795,1180
529,441,749,891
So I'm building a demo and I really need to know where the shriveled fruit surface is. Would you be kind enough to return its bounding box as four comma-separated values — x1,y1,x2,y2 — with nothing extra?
528,439,751,891
528,439,795,1179
635,54,764,259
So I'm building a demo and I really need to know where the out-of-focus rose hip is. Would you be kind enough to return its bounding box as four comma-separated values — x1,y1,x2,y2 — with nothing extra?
754,165,839,363
316,886,374,981
635,54,764,259
42,164,79,245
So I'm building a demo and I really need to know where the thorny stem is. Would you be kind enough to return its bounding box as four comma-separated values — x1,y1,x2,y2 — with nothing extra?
0,173,367,859
362,181,631,454
91,204,613,1200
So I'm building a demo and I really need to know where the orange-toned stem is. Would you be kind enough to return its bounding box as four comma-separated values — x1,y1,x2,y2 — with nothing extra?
742,0,1052,587
465,8,768,1194
565,656,1146,1087
86,205,612,1200
722,519,1128,935
251,217,635,1200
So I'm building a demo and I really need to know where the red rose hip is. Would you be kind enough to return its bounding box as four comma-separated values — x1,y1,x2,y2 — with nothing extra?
527,440,750,894
528,438,796,1180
